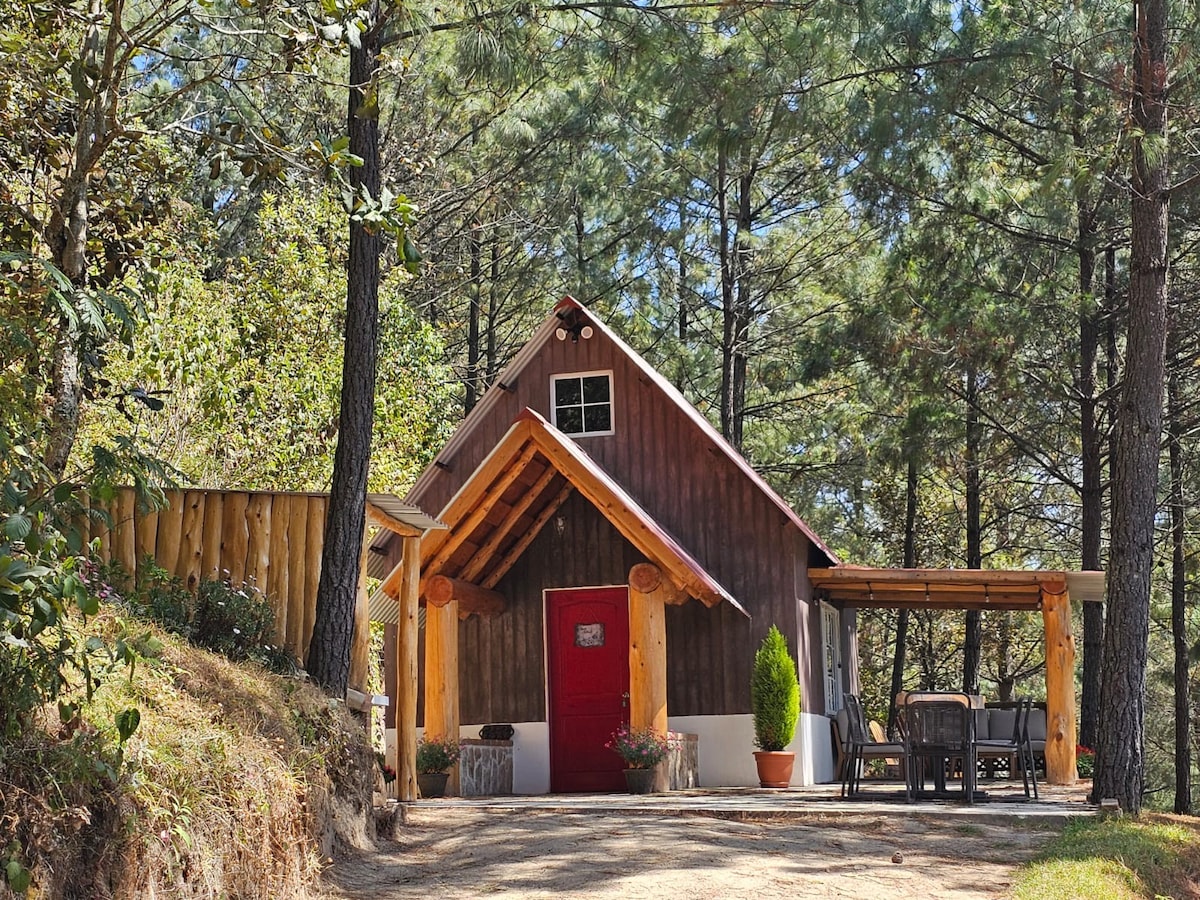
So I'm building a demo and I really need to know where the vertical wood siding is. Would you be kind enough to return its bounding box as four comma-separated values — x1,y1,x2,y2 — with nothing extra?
408,326,820,717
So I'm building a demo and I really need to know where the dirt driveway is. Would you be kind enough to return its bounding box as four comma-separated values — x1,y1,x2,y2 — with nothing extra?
322,807,1057,899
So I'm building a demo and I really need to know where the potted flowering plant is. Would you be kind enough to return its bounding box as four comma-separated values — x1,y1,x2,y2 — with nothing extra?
416,736,461,798
606,726,671,793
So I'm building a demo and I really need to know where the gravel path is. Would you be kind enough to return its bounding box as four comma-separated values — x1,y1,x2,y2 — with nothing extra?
321,807,1057,899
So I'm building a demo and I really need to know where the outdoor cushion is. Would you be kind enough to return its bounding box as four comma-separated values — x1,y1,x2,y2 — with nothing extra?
974,709,990,740
1027,708,1047,741
988,709,1018,741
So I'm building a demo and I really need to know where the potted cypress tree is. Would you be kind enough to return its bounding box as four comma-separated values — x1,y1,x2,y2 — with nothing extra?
751,625,800,787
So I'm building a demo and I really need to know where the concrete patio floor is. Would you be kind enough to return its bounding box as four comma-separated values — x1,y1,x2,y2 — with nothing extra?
398,778,1097,826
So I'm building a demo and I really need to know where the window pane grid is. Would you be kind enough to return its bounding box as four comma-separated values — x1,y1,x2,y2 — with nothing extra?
553,373,613,435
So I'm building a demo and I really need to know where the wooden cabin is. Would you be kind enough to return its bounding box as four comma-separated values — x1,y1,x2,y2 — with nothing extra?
368,296,853,793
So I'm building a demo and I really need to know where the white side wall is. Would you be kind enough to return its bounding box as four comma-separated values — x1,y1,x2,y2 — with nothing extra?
667,711,836,787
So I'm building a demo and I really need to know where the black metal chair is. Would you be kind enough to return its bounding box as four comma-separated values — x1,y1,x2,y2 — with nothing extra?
976,698,1038,799
840,694,906,798
903,694,976,804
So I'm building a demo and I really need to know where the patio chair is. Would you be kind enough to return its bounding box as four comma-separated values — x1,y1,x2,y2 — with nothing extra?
976,699,1038,799
903,694,976,804
840,694,906,798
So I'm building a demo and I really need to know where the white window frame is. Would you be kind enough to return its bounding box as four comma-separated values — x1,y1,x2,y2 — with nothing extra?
821,601,843,714
550,370,615,437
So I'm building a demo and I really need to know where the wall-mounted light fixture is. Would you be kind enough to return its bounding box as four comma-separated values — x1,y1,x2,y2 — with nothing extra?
554,308,594,342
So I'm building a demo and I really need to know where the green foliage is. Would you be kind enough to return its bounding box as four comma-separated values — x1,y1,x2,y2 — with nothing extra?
77,190,455,492
751,625,800,752
123,562,297,676
415,736,461,774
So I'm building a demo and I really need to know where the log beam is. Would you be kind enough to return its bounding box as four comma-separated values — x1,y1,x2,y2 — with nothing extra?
629,561,687,605
424,598,460,794
629,565,669,792
349,524,375,696
1042,585,1077,785
394,535,420,802
366,502,424,537
425,575,506,617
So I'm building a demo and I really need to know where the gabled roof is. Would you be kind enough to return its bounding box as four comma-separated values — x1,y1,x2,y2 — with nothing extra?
410,408,744,613
398,296,838,567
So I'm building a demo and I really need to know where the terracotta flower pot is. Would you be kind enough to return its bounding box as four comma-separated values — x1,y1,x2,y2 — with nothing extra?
623,768,657,794
753,750,795,788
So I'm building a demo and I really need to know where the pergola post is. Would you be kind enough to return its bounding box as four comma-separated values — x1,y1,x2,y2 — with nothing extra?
424,597,461,794
393,535,421,802
629,563,673,791
1041,582,1077,785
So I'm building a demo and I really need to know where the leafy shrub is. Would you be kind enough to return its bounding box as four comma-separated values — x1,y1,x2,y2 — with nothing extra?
415,737,461,774
125,562,296,675
751,624,800,751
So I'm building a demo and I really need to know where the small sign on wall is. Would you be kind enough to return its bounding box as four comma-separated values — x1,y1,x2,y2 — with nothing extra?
575,623,605,647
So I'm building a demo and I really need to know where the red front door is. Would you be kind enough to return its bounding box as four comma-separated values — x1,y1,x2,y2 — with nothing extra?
546,587,630,793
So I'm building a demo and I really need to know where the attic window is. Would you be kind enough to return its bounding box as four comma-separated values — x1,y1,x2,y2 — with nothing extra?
552,371,613,436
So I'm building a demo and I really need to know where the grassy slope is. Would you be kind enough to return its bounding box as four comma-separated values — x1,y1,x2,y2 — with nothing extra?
1012,814,1200,899
1,615,374,899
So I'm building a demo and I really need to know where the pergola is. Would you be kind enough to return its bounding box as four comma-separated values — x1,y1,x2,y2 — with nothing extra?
808,566,1106,785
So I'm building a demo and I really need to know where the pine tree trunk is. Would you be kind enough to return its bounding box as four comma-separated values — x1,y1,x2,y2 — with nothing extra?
887,453,918,738
962,366,983,695
1167,368,1191,813
1093,0,1169,814
466,224,482,413
307,16,382,695
1076,67,1105,754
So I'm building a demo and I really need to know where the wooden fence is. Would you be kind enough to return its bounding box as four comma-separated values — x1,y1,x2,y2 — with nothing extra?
89,487,329,662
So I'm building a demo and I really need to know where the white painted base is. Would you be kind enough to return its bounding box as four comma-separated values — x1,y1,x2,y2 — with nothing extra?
385,713,836,795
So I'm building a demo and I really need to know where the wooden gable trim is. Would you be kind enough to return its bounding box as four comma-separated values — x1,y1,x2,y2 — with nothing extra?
418,442,542,595
420,408,745,615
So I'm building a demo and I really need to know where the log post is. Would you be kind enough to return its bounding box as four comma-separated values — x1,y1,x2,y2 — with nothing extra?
200,491,224,584
348,525,374,697
629,563,669,791
424,597,460,795
179,491,206,591
134,505,158,581
266,496,291,645
300,496,326,662
113,488,137,576
154,490,184,576
1042,583,1077,785
245,493,272,595
393,535,421,802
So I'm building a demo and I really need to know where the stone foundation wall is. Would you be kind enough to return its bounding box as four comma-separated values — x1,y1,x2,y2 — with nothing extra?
666,732,699,790
459,739,513,796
